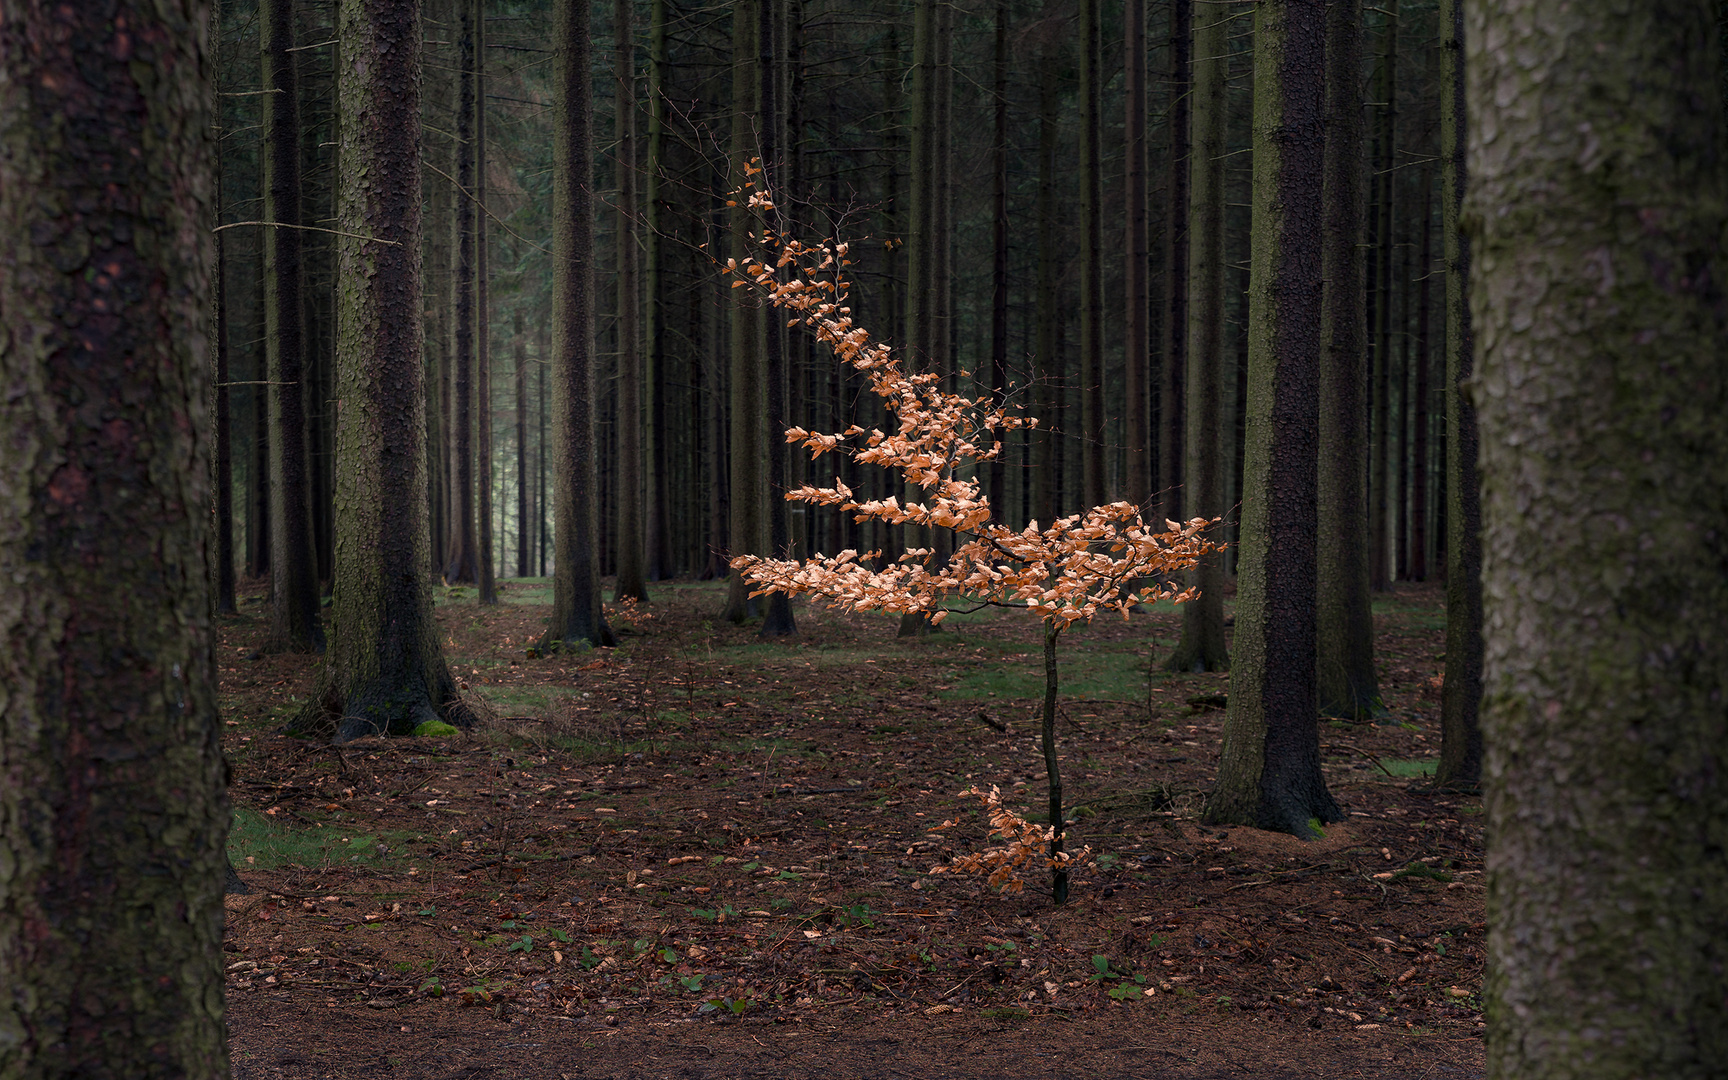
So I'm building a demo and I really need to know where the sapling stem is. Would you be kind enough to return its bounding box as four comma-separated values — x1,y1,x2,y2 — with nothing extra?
1042,620,1068,904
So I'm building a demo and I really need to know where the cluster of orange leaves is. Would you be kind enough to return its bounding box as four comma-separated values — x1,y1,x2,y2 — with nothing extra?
926,786,1092,895
722,188,1220,627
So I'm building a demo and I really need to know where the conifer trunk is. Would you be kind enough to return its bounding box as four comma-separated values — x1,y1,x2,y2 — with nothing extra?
475,0,496,604
1122,0,1150,511
614,0,650,604
1158,0,1191,527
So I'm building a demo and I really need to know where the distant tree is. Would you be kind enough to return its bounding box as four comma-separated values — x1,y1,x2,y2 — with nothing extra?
1434,0,1481,791
1158,0,1190,530
0,0,230,1070
1204,0,1343,838
304,0,475,741
261,0,326,654
1468,0,1728,1070
1164,0,1229,674
544,0,616,649
1121,0,1150,513
445,0,480,586
614,0,649,604
1077,0,1105,509
475,0,496,605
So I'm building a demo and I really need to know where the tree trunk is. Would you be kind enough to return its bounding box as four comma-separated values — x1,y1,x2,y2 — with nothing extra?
1041,622,1069,905
1368,0,1397,591
1435,0,1481,791
1032,37,1059,527
1409,162,1432,582
1122,0,1150,513
475,0,495,604
214,85,238,615
1314,0,1382,719
545,0,617,649
515,307,530,577
1158,0,1191,526
0,1,230,1068
1205,0,1342,838
1077,0,1105,508
1166,0,1228,674
446,0,479,585
989,0,1011,518
262,0,326,653
759,0,797,638
644,0,675,581
1468,0,1728,1070
614,0,650,604
309,0,473,742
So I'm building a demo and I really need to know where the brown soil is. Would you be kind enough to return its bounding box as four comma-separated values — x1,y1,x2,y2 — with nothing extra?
221,579,1484,1079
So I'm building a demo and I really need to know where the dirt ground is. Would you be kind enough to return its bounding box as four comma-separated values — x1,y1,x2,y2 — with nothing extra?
220,577,1485,1079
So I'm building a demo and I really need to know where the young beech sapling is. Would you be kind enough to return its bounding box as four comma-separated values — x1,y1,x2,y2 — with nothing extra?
725,179,1218,903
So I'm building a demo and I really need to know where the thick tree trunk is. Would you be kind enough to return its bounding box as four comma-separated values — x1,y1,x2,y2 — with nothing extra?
644,0,675,581
1467,0,1728,1070
614,0,649,604
1205,0,1342,838
1435,0,1482,790
1315,0,1382,719
0,2,230,1070
311,0,473,742
214,103,238,615
262,0,326,653
545,0,616,649
1368,0,1397,591
1166,0,1229,674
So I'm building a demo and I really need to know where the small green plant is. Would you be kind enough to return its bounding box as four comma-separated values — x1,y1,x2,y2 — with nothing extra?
506,934,535,953
418,977,444,998
1089,954,1151,1000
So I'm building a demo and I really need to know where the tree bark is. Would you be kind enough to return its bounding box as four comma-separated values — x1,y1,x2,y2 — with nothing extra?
445,0,479,585
515,307,530,577
759,0,796,638
1368,0,1397,591
1166,0,1229,674
261,0,326,653
644,0,675,581
545,0,617,649
1315,0,1382,719
1077,0,1105,508
475,0,496,604
989,0,1011,519
1408,163,1432,582
214,72,238,616
1158,0,1191,527
614,0,650,604
1122,0,1150,513
1435,0,1482,791
0,2,230,1070
1467,0,1728,1070
1205,0,1342,838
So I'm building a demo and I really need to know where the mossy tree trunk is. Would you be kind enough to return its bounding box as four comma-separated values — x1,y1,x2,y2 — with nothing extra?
1435,0,1482,791
545,0,616,650
316,0,471,742
0,0,230,1070
262,0,326,654
1204,0,1343,838
1314,0,1381,720
1165,0,1228,674
1468,0,1728,1072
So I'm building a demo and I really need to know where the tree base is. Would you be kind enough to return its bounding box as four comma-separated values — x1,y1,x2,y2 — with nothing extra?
287,671,479,744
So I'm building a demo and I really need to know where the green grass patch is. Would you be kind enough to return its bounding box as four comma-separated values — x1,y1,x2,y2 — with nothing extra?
228,808,428,870
1379,758,1438,778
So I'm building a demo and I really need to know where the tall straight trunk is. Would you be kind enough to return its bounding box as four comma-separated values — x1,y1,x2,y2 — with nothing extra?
262,0,325,653
1315,0,1382,719
644,0,674,580
314,0,472,741
1368,0,1397,590
537,327,549,577
1032,39,1059,526
1393,191,1411,580
759,0,796,637
515,307,530,577
1122,0,1150,510
249,364,270,578
1434,0,1481,790
1205,0,1342,837
545,0,616,649
988,0,1011,517
1166,0,1228,673
424,0,454,575
1467,1,1728,1071
1409,162,1432,581
1077,0,1106,507
475,0,496,603
0,1,230,1068
214,97,237,615
1158,0,1191,524
614,0,650,603
721,0,767,623
446,0,479,585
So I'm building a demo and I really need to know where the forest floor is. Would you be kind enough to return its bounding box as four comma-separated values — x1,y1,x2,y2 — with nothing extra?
219,577,1485,1080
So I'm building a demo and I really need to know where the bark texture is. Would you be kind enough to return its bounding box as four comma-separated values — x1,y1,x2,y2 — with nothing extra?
1466,0,1728,1074
613,0,648,604
1315,0,1381,719
545,0,615,649
316,0,470,742
1204,0,1342,838
0,1,230,1073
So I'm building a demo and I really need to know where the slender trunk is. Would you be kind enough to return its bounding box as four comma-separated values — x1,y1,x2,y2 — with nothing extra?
475,0,496,604
215,91,237,615
1032,40,1058,526
1368,0,1397,591
1159,0,1192,525
644,0,674,580
1166,0,1228,673
262,0,325,653
614,0,649,603
1041,622,1068,905
1409,162,1433,581
759,0,795,636
446,0,479,585
1123,0,1150,511
1078,0,1105,507
514,307,529,577
988,0,1011,518
1315,0,1383,719
1435,0,1481,789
